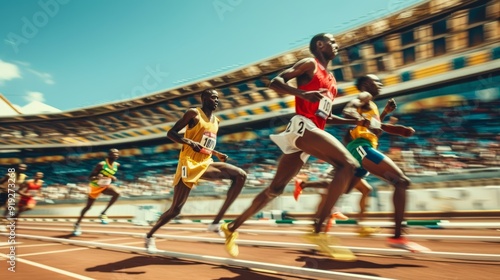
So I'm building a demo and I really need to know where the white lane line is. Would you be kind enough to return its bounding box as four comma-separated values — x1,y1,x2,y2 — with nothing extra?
17,238,159,257
16,237,140,257
0,253,95,280
11,227,500,262
0,242,21,246
0,243,59,249
13,237,134,257
3,235,393,280
19,248,88,257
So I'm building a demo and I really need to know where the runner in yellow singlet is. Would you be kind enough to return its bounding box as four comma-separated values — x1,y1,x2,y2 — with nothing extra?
0,164,27,223
145,89,247,253
342,74,429,252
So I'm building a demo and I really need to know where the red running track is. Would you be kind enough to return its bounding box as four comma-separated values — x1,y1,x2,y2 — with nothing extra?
0,220,499,280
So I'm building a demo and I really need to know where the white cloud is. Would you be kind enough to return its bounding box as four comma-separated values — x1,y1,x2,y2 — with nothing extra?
24,91,45,103
12,60,31,67
0,60,21,84
27,68,54,85
0,60,54,85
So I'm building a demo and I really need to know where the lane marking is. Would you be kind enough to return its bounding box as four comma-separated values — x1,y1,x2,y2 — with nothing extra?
16,237,138,257
0,242,21,246
19,248,88,257
5,234,394,280
0,253,95,280
1,243,63,249
16,237,134,257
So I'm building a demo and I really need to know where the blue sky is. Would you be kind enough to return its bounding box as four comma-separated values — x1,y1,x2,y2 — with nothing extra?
0,0,424,112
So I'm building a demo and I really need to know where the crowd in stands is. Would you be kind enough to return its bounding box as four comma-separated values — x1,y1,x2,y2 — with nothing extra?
2,96,500,203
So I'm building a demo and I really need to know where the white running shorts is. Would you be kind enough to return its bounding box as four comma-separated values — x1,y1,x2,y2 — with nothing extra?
269,115,320,163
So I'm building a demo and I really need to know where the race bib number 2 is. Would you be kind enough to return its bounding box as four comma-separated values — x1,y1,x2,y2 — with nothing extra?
315,97,333,119
285,117,307,137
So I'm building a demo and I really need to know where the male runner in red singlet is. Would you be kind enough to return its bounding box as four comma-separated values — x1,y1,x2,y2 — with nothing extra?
15,172,44,218
220,33,369,260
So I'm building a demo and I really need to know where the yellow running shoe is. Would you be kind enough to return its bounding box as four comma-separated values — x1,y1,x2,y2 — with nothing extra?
356,226,380,237
303,233,357,262
220,223,239,257
100,214,109,224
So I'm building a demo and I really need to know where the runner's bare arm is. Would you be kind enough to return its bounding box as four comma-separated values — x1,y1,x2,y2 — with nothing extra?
381,123,415,137
380,98,397,121
89,163,105,180
342,98,364,120
269,58,324,103
327,115,369,127
213,150,228,162
167,108,204,152
17,182,29,196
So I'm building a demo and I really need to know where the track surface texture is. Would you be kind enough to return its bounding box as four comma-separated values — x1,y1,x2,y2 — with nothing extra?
1,218,499,280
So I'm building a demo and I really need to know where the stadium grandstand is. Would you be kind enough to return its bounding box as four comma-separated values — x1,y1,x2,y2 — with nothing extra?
0,0,499,205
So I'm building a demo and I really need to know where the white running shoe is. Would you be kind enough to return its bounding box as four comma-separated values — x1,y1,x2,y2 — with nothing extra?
73,224,82,236
145,237,157,254
207,223,224,237
100,214,109,224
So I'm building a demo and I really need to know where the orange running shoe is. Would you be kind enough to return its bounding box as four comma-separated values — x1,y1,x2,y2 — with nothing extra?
331,212,349,221
293,179,303,201
325,212,349,232
387,237,431,253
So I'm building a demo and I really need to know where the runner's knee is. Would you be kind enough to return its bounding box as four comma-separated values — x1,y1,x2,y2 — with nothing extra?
340,159,358,177
264,186,283,198
167,205,183,217
233,168,247,184
348,157,361,170
395,176,411,189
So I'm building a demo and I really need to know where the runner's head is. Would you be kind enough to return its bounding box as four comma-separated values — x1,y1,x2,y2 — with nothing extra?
108,149,120,160
309,33,339,61
201,89,219,111
18,163,27,172
355,74,383,97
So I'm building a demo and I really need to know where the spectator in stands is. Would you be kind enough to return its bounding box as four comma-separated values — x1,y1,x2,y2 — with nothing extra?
15,172,44,218
219,33,369,260
0,163,27,220
145,89,247,253
341,74,428,252
73,149,121,236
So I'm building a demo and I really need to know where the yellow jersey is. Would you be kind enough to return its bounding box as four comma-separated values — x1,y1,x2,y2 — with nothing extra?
173,107,220,188
1,173,26,191
350,100,380,148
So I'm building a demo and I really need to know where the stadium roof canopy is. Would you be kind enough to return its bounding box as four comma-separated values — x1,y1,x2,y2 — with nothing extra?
0,94,22,116
0,0,496,149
